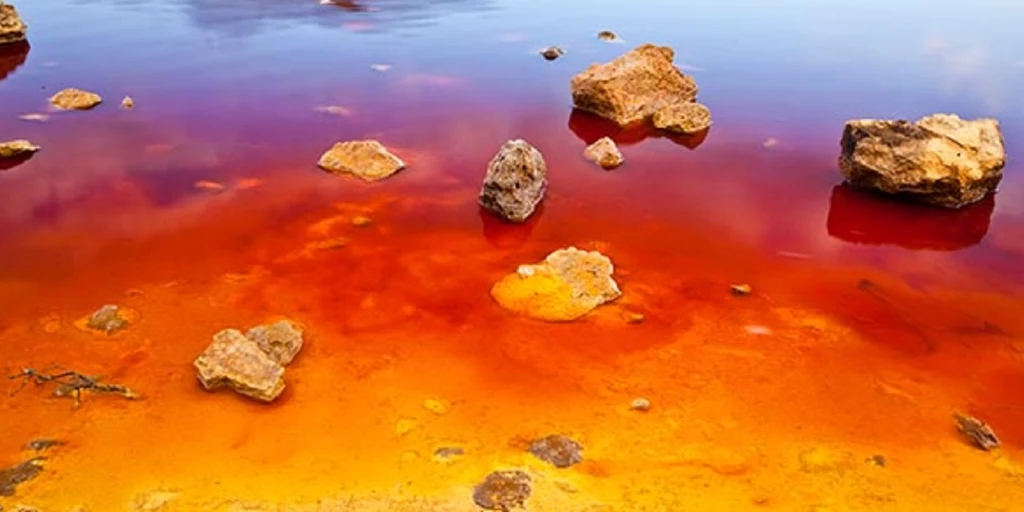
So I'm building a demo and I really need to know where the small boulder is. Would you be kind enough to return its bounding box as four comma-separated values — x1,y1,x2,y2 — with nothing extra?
194,329,285,403
540,46,564,61
478,139,547,223
597,30,618,42
570,43,698,126
85,304,130,334
839,113,1006,208
0,139,38,160
528,435,583,468
244,320,304,366
491,247,622,321
653,102,712,134
0,3,27,46
472,470,531,510
49,88,103,110
583,136,623,169
317,140,405,181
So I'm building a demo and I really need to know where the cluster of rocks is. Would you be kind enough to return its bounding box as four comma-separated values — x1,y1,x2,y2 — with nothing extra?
193,320,304,403
473,434,583,510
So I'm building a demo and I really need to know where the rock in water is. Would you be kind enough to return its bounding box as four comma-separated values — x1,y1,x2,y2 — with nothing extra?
49,88,103,110
245,320,304,366
0,3,27,46
491,247,622,321
653,102,712,134
570,44,698,126
478,139,547,223
540,46,564,60
85,304,129,334
194,329,286,403
528,435,584,468
472,470,532,510
317,140,405,181
584,136,623,169
0,139,38,160
839,114,1005,208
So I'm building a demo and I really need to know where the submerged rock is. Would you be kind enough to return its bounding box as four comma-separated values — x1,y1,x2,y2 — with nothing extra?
528,435,583,468
570,43,698,126
630,397,651,411
597,30,618,42
0,3,27,46
194,329,286,403
839,114,1005,208
244,320,304,366
653,102,712,134
478,139,547,223
85,304,130,334
540,46,564,61
472,470,531,510
0,457,43,497
491,247,622,321
583,136,623,169
49,88,103,110
317,140,406,181
0,139,38,160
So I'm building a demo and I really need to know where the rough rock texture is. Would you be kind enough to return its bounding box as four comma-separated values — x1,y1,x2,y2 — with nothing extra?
491,247,622,321
0,3,27,46
570,44,698,126
0,139,38,159
653,102,712,134
472,470,531,510
85,304,129,334
317,140,405,181
245,320,304,366
194,329,286,403
839,114,1006,208
0,458,43,496
528,435,583,468
478,139,547,223
49,88,102,110
583,136,623,169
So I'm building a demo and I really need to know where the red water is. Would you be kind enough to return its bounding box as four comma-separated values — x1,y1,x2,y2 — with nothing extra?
1,0,1023,510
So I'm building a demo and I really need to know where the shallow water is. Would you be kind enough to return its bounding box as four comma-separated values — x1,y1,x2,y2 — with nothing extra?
1,0,1023,510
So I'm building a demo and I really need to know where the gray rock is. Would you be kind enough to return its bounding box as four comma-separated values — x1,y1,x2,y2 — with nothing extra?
0,3,27,46
478,140,547,223
245,320,303,366
528,435,583,468
194,329,285,403
472,470,531,510
86,304,129,334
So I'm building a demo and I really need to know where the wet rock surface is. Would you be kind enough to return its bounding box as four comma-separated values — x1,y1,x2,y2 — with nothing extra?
955,413,1000,450
85,304,129,334
478,139,547,223
570,43,698,126
472,470,531,510
245,319,304,365
491,247,622,321
194,329,286,402
652,102,712,134
49,88,103,110
24,439,63,452
597,30,618,41
528,435,583,468
539,46,564,60
0,458,43,496
584,136,624,169
317,140,406,181
121,96,134,109
0,3,27,46
0,139,38,160
839,113,1006,208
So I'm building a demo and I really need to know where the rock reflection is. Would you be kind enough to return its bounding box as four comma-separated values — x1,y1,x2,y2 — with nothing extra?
0,41,29,83
826,183,994,251
567,109,708,150
479,202,543,249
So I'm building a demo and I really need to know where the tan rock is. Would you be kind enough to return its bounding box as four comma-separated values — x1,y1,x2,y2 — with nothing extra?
0,3,27,46
570,43,698,126
0,139,38,160
49,88,102,110
194,329,285,403
479,139,547,223
245,319,304,366
583,136,623,169
653,102,712,134
121,96,134,109
491,247,622,321
317,140,405,181
839,113,1005,208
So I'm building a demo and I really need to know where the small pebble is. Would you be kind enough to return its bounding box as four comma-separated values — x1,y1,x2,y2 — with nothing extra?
351,215,372,227
597,30,618,41
120,96,134,109
730,284,752,296
630,397,651,411
540,46,564,61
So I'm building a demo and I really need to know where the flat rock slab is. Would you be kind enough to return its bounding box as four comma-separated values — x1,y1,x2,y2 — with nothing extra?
528,435,583,468
839,113,1005,208
0,139,38,160
653,102,712,134
571,43,698,126
245,319,304,366
194,329,286,403
317,140,405,181
583,136,623,169
478,139,547,223
49,88,103,110
472,470,531,510
0,3,27,46
491,246,622,321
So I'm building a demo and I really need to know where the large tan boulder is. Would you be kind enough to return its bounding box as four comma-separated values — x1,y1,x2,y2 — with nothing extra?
317,140,405,181
478,139,547,222
570,44,698,126
839,113,1006,208
0,3,27,46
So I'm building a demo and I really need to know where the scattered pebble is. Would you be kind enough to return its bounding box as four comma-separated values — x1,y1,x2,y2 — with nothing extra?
49,88,103,110
955,413,1000,451
540,46,565,61
472,470,531,511
597,30,618,41
730,284,752,296
528,435,583,468
630,397,651,411
121,96,134,109
351,215,372,227
583,136,624,169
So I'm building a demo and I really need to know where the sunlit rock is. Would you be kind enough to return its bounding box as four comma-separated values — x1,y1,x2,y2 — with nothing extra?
49,87,103,110
570,43,698,126
479,139,547,223
0,139,38,160
121,96,134,109
194,329,286,403
540,46,564,61
0,3,27,46
839,113,1005,208
491,247,622,321
245,319,304,366
472,470,531,511
317,140,406,181
528,435,584,468
584,136,623,169
653,102,712,134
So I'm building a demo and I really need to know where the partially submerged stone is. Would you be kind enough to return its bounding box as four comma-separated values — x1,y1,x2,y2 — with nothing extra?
540,46,564,61
121,96,134,109
244,320,304,366
730,284,752,296
0,457,43,497
839,114,1005,208
194,329,285,403
317,140,405,181
583,136,623,169
955,413,1000,451
0,139,38,160
652,102,712,134
597,30,618,42
478,139,547,223
472,470,531,510
49,88,103,110
0,3,27,46
491,247,622,321
85,304,130,334
528,435,583,468
570,44,698,126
